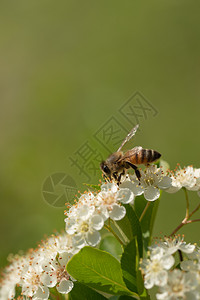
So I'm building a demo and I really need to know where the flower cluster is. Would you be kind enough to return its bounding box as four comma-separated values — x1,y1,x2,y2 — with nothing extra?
0,234,75,300
64,182,134,249
140,236,200,299
166,165,200,196
1,161,200,300
120,164,172,201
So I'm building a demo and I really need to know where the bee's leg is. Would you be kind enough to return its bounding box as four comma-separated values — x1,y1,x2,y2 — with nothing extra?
113,172,118,181
112,172,122,185
125,161,141,180
117,169,126,185
103,174,111,182
116,172,122,185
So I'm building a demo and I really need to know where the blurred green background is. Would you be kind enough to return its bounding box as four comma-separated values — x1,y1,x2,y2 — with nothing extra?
0,0,200,268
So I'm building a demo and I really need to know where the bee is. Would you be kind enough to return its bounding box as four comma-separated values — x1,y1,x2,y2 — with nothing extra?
100,124,161,183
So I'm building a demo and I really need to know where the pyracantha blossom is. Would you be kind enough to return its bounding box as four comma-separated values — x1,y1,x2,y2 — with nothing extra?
181,257,200,296
0,256,24,300
41,252,74,294
187,247,200,261
96,182,134,220
140,247,175,289
153,235,196,256
156,269,199,300
0,276,16,300
0,254,28,300
39,233,76,259
166,165,200,194
20,262,49,299
122,165,172,201
120,174,144,197
0,233,76,300
65,203,104,248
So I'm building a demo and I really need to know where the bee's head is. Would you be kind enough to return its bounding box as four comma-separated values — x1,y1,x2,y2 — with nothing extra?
100,161,111,176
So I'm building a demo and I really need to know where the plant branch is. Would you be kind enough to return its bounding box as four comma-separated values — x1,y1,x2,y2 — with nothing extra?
170,201,200,236
188,203,200,219
170,188,200,236
186,218,200,224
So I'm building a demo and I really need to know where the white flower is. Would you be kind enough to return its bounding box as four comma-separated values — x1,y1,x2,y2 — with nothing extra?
128,165,171,201
65,204,104,248
96,182,134,220
156,269,199,300
181,260,200,273
21,263,49,299
157,236,196,256
140,247,175,289
181,258,200,297
187,247,200,261
120,174,144,196
40,233,75,260
0,277,16,300
166,166,200,193
0,254,28,300
41,252,74,294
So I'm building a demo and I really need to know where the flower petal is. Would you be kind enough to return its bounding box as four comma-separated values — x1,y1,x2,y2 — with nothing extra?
86,231,101,246
179,243,195,254
154,270,168,286
56,278,74,294
144,186,160,201
161,255,175,270
120,179,143,196
41,273,57,288
144,274,154,289
101,183,118,193
91,215,104,231
109,204,126,220
117,188,134,204
157,176,172,189
59,252,73,267
77,205,95,220
33,286,49,300
65,218,77,235
72,234,86,249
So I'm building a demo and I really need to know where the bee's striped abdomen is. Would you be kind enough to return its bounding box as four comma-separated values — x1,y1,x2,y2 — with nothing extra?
125,148,161,165
142,149,161,164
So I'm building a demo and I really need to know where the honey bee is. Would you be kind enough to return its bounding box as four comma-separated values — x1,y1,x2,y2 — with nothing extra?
100,124,161,183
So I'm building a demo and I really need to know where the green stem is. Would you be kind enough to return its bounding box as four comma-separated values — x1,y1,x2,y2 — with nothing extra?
139,201,151,222
183,187,189,221
104,224,124,245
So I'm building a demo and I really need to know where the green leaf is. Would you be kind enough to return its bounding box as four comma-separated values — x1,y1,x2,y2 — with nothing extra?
83,183,101,191
68,282,107,300
134,195,160,251
67,246,139,298
115,204,143,258
119,296,137,300
136,268,145,296
120,238,138,293
99,235,123,260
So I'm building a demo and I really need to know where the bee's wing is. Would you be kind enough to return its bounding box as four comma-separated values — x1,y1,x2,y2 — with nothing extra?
117,124,139,152
118,146,143,162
